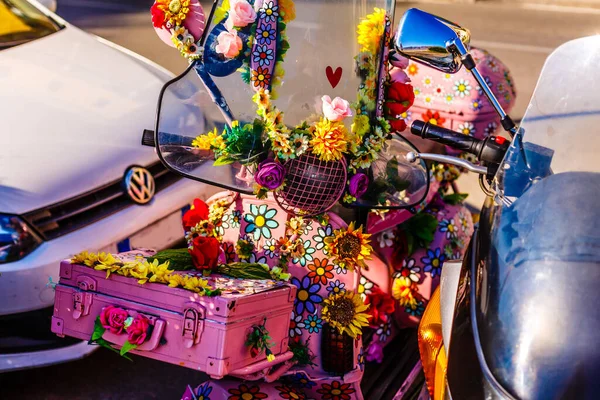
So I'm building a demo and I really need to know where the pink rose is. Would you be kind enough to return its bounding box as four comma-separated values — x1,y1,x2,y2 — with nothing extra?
225,0,256,30
389,52,410,69
99,305,128,334
322,95,352,122
126,314,150,345
215,29,243,59
390,67,410,84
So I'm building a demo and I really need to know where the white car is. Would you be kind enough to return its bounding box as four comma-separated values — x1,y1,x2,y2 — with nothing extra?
0,0,208,371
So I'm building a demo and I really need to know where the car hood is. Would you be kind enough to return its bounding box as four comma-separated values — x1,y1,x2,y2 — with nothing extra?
0,26,171,214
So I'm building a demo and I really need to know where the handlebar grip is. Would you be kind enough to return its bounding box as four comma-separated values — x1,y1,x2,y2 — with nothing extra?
410,120,483,156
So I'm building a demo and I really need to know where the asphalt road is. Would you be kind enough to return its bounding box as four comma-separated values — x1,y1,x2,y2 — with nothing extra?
2,1,600,399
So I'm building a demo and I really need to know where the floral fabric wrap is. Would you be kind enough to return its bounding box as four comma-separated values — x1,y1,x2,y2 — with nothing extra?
403,47,516,156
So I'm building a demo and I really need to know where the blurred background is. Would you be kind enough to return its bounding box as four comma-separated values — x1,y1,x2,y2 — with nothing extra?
2,0,600,398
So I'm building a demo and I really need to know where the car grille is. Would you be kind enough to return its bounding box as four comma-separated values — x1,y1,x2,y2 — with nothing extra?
23,162,182,241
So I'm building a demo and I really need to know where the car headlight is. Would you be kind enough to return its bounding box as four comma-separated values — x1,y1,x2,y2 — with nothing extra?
417,286,448,400
0,214,43,263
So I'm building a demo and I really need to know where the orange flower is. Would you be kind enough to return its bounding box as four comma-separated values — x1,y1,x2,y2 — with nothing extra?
421,110,446,127
251,67,271,89
317,380,356,400
307,258,334,285
227,384,268,400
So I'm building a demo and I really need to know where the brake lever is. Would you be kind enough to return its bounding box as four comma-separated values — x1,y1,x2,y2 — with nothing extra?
406,152,488,175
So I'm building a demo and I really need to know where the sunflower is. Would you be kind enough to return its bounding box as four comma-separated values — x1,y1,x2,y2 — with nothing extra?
357,8,386,54
392,276,418,309
291,133,309,156
310,118,349,162
321,291,370,338
154,0,191,27
252,89,271,111
324,222,372,271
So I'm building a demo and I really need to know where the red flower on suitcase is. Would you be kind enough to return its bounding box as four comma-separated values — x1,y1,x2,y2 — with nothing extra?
364,287,396,326
99,305,129,334
182,198,210,232
227,384,268,400
316,380,356,400
189,235,220,270
126,314,150,345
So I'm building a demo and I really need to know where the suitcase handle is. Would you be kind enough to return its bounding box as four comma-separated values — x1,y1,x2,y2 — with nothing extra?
102,316,166,352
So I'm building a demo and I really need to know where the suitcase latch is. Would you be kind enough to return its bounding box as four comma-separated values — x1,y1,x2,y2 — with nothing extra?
182,304,205,348
77,275,97,291
72,291,93,320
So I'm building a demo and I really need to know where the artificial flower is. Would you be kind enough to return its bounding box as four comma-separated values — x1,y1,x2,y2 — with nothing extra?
130,260,152,284
99,306,129,334
321,291,370,338
150,3,166,28
252,89,271,110
182,198,209,232
278,0,296,22
225,0,256,30
182,275,210,293
310,118,349,162
324,222,372,271
348,173,369,198
291,133,309,156
389,52,410,69
357,7,386,54
392,276,418,309
152,0,191,27
321,95,353,122
286,216,308,236
126,314,150,345
149,261,172,284
215,29,243,58
365,341,384,363
364,287,396,327
351,114,370,137
189,235,220,270
390,67,410,84
385,82,415,116
254,159,285,189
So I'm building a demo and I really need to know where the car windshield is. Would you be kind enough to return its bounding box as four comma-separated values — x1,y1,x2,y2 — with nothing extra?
0,0,61,49
497,35,600,200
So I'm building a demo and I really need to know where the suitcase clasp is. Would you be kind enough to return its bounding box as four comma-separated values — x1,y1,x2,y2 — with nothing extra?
72,291,93,320
77,275,97,291
182,303,205,349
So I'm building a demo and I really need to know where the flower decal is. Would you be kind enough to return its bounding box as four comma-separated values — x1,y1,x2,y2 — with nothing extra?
227,383,268,400
421,110,446,127
255,23,276,45
292,276,323,314
229,210,242,228
275,385,306,400
316,380,356,400
291,240,315,266
263,239,279,259
485,122,499,135
477,76,493,95
244,204,279,240
304,313,323,334
422,75,433,87
196,382,213,400
261,1,279,23
471,99,483,111
457,122,476,137
376,321,392,342
406,300,426,317
394,258,421,283
454,79,472,97
421,248,446,277
439,218,459,240
252,45,274,67
327,279,346,294
313,224,334,252
358,347,365,371
433,85,444,97
444,93,454,105
458,211,470,232
377,229,395,248
251,66,272,89
289,372,316,389
307,258,334,285
223,242,236,263
289,311,306,338
241,252,268,265
407,63,419,76
358,275,374,299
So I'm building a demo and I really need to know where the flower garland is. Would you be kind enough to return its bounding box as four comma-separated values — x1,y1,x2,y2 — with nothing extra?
245,318,276,361
151,0,202,60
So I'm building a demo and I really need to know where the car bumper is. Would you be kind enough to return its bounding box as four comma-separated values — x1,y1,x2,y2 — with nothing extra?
0,340,97,373
0,177,218,316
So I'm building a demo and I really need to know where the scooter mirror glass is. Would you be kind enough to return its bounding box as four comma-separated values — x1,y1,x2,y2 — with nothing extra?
155,0,430,211
394,8,470,74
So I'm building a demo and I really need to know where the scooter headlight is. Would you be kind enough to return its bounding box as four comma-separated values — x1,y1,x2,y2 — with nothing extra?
417,287,448,400
0,214,42,263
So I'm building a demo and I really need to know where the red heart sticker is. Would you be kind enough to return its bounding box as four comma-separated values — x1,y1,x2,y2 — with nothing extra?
326,66,342,88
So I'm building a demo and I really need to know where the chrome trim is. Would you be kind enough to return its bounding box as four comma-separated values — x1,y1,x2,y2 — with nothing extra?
407,152,488,175
439,259,462,351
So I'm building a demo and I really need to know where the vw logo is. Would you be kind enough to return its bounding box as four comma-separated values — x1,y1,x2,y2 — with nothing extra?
123,166,155,205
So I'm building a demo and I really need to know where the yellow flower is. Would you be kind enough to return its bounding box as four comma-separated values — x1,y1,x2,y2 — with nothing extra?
324,222,373,271
183,276,210,293
267,353,276,362
130,260,152,285
290,238,306,260
94,263,120,279
357,8,386,54
286,216,307,236
167,273,187,288
310,118,349,162
192,127,221,150
352,148,377,170
279,0,296,23
351,114,370,137
321,291,370,338
252,89,271,111
392,276,418,309
149,261,172,284
275,237,293,255
155,0,191,27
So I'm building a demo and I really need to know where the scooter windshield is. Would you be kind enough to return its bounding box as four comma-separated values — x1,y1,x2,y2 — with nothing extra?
155,0,429,212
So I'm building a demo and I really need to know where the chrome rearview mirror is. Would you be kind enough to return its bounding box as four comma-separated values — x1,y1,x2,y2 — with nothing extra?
394,8,517,136
394,8,471,74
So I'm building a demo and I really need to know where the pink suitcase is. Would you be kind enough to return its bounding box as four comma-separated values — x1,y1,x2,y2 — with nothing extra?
51,253,296,379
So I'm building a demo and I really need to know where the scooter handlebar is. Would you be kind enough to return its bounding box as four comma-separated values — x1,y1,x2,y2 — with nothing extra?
410,120,483,156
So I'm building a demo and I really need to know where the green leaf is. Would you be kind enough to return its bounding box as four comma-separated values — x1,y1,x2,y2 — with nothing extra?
406,233,415,257
386,157,399,179
147,249,194,271
91,316,106,342
214,156,236,166
389,176,411,192
443,193,469,205
120,340,138,356
405,213,438,248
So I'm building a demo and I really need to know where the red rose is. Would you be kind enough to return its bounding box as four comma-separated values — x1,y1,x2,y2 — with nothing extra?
388,118,407,133
189,235,220,270
126,314,150,345
365,287,396,327
99,305,129,334
150,3,165,28
182,198,210,232
384,82,415,116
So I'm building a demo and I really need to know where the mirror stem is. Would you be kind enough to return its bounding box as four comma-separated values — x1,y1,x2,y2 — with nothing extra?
448,39,517,137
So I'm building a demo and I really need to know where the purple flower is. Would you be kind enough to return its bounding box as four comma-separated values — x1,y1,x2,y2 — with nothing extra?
348,173,369,198
255,159,285,189
365,341,384,363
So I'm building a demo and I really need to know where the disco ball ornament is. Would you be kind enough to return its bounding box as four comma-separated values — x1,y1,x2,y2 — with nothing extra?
274,153,348,216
